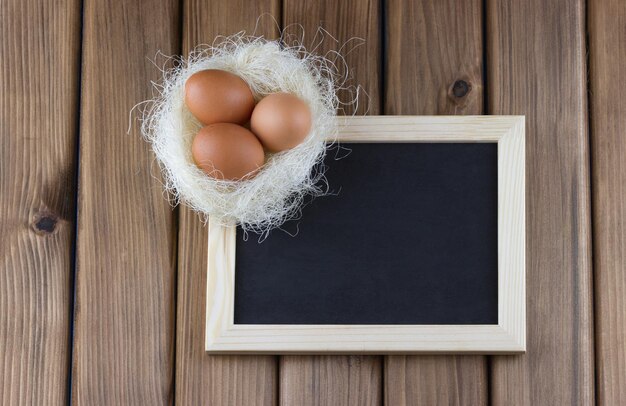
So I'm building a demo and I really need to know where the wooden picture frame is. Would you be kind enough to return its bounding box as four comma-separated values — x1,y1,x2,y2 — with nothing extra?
205,115,525,353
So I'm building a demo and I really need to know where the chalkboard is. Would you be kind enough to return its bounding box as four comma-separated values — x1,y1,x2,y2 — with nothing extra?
234,142,499,325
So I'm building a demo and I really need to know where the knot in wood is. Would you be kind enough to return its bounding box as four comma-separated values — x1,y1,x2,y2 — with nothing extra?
451,80,471,98
33,212,58,234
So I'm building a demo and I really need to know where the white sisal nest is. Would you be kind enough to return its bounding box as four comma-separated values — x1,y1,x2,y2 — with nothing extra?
141,34,343,234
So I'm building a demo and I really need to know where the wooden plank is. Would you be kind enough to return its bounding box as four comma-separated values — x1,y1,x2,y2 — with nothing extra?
280,1,382,404
487,0,595,404
588,0,626,404
0,0,80,404
384,0,487,404
385,357,488,405
175,3,279,405
283,0,381,116
281,356,381,406
71,0,180,403
385,0,483,116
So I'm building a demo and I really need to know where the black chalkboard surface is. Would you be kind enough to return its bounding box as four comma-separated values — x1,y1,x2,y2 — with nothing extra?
234,143,498,325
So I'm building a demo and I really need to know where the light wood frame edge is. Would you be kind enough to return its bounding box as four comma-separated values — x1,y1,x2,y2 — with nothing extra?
205,115,526,354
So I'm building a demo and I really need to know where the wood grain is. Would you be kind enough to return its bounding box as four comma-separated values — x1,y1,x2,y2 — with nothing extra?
0,0,80,404
178,211,277,405
487,0,595,404
280,1,382,404
283,0,381,116
175,2,279,405
385,356,488,405
384,0,487,404
335,115,522,142
385,0,483,116
281,356,381,406
71,0,180,403
588,0,626,403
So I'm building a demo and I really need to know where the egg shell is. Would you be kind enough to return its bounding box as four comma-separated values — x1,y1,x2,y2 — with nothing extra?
191,123,265,181
250,92,312,152
185,69,255,125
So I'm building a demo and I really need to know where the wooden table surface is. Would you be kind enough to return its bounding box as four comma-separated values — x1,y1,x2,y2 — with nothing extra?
1,0,624,404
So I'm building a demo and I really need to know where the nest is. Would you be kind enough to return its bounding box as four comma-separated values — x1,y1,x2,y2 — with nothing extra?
141,34,343,234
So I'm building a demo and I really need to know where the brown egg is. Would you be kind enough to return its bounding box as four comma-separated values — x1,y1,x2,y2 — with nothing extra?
185,69,255,125
191,123,265,181
250,92,312,152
